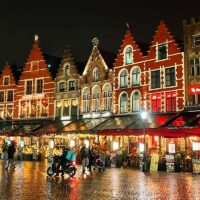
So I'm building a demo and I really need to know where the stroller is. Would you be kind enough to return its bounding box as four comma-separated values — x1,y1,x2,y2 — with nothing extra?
93,154,106,172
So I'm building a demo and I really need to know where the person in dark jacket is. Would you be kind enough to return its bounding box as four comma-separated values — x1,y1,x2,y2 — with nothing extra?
6,141,16,169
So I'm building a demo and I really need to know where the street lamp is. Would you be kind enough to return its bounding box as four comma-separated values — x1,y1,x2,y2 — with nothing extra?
141,110,147,172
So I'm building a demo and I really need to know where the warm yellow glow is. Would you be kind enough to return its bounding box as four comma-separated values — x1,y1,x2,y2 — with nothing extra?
113,141,119,150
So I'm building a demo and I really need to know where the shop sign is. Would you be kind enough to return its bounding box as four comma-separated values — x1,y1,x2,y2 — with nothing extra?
192,159,200,174
168,143,175,154
189,86,200,94
166,154,174,163
150,154,159,172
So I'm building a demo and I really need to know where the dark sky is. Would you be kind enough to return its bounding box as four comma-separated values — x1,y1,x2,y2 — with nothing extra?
0,1,199,67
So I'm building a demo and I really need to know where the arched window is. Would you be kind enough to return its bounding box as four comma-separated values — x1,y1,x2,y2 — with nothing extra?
120,70,128,88
82,88,90,113
103,83,112,111
92,85,101,111
132,91,141,112
132,67,140,86
120,93,128,113
125,46,133,65
93,67,100,82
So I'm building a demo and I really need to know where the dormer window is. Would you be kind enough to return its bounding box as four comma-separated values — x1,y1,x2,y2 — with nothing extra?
93,67,100,82
125,46,133,65
158,44,167,60
4,77,9,85
65,65,70,76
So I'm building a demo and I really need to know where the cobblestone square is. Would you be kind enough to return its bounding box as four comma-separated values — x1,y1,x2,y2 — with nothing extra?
1,160,200,200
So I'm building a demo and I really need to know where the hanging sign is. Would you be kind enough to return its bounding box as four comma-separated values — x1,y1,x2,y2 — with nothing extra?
189,86,200,94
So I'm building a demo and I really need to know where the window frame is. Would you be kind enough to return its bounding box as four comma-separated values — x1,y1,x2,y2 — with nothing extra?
157,43,167,60
25,80,33,95
119,70,128,88
151,70,160,89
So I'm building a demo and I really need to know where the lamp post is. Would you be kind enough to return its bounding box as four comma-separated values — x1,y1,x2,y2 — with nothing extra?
141,111,147,172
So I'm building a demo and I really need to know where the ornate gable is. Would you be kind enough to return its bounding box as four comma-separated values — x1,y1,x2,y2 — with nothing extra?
27,35,44,62
0,63,16,86
56,47,78,79
114,24,143,68
83,38,108,76
148,21,181,58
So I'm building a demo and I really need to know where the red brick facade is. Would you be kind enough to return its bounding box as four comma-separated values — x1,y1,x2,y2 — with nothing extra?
0,64,16,119
14,36,55,119
114,21,185,114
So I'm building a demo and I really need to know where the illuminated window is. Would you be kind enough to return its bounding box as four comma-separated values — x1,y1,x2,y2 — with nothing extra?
4,77,9,85
36,79,43,93
103,91,112,111
63,100,69,116
82,88,90,113
93,93,100,112
166,92,176,112
165,67,175,87
151,93,161,113
120,70,128,88
132,91,140,112
132,67,140,86
125,46,133,65
7,91,13,102
158,44,167,60
71,99,78,116
120,93,128,113
26,80,32,95
92,85,101,112
56,101,61,117
93,68,100,82
151,70,160,89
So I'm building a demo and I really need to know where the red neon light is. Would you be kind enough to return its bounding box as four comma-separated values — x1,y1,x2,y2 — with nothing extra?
189,86,200,94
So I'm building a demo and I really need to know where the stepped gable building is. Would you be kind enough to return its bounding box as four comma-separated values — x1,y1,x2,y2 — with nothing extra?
183,18,200,107
14,35,55,119
145,21,185,113
113,24,145,114
55,48,79,120
80,38,114,118
114,21,185,114
0,63,16,119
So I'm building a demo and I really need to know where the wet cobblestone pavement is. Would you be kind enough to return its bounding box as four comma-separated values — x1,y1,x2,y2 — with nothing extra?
1,160,200,200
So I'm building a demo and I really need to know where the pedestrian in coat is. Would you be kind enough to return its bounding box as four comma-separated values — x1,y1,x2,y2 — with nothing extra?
80,144,90,174
6,141,16,169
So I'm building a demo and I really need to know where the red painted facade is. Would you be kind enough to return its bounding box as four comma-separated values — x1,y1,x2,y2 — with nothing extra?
13,36,55,119
0,64,16,119
114,21,185,114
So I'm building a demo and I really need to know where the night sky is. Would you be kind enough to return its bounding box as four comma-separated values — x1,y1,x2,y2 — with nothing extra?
0,1,199,67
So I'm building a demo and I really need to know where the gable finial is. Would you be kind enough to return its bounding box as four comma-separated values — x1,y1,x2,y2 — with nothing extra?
92,37,99,47
126,23,130,29
34,34,39,41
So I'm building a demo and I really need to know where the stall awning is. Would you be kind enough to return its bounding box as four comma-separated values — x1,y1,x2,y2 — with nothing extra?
32,120,72,134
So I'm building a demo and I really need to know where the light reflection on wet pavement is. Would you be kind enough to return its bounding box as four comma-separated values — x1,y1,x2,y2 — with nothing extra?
1,160,200,200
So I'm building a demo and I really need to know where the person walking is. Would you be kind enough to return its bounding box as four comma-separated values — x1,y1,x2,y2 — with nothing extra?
1,141,8,160
80,144,90,174
6,141,16,170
